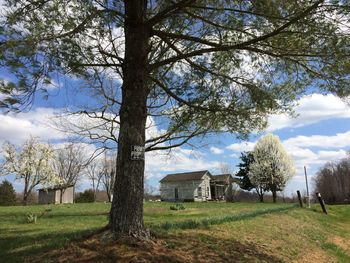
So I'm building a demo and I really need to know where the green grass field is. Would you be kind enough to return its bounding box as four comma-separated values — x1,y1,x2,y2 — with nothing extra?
0,202,349,262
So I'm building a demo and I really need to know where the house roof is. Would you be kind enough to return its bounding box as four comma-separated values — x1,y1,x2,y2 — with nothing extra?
212,174,240,184
38,184,74,191
212,174,232,182
160,170,210,183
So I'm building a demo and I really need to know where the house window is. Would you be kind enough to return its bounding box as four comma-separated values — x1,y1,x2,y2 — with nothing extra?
198,187,202,197
207,187,209,196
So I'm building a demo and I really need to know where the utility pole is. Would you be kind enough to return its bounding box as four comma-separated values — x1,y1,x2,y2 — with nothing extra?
304,166,310,208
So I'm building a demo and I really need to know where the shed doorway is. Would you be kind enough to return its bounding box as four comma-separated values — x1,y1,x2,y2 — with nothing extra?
174,188,179,200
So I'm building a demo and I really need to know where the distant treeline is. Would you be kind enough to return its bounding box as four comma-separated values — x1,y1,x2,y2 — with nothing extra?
233,190,296,203
5,190,112,205
313,155,350,205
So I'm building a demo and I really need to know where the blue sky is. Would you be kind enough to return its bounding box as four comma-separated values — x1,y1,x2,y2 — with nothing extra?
1,71,349,198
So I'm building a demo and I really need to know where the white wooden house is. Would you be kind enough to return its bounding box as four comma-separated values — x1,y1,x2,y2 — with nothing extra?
160,170,236,202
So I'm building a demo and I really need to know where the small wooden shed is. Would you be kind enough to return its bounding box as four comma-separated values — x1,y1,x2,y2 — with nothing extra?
38,185,74,204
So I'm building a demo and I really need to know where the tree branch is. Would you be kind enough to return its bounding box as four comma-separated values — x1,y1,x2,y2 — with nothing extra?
149,76,225,113
147,0,196,26
150,0,324,70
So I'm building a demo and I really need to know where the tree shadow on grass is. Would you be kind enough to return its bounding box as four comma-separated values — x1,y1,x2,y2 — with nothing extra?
0,206,296,262
30,231,282,263
0,227,101,263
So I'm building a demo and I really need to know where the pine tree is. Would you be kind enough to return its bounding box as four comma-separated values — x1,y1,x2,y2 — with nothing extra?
0,180,17,206
236,151,265,202
1,0,350,238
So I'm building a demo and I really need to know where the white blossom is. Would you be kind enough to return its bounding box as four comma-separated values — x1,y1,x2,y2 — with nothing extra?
249,133,295,200
1,138,61,203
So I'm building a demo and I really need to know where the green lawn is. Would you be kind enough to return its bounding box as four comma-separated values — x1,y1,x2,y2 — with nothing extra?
0,202,349,262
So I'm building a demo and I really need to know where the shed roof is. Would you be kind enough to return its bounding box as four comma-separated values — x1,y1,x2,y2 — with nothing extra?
160,170,210,183
211,174,240,184
212,174,232,182
38,184,74,191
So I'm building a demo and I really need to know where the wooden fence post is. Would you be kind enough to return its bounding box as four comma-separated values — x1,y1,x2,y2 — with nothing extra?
316,192,327,214
297,190,303,207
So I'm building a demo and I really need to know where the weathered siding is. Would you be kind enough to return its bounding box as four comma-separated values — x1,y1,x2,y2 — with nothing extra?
160,180,200,201
61,187,74,204
160,174,212,202
38,190,56,204
38,186,74,204
55,190,61,204
194,174,212,201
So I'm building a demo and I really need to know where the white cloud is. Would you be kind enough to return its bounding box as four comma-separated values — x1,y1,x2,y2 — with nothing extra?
145,148,221,180
226,141,255,152
268,94,350,131
0,0,8,23
210,146,223,155
0,107,223,190
284,131,350,149
0,107,65,144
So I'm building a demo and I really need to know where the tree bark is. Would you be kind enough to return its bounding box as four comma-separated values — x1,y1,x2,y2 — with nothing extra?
22,180,29,205
109,0,150,239
22,193,28,206
271,184,277,203
60,188,66,204
258,194,264,203
272,190,277,203
257,188,264,203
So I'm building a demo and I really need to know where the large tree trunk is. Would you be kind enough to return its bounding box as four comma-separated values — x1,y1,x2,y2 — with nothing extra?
258,194,264,203
22,180,29,205
22,193,28,206
272,189,277,203
109,0,150,239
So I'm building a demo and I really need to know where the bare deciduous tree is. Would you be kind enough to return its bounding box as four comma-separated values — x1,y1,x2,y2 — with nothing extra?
100,154,116,202
86,160,103,201
314,155,350,204
52,142,88,203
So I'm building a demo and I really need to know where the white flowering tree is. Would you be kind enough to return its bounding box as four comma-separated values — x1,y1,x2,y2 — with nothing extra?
249,134,295,203
1,138,60,205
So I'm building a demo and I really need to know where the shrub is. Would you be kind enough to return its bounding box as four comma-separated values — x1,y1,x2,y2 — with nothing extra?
26,213,37,224
169,203,185,210
0,180,17,206
75,189,95,203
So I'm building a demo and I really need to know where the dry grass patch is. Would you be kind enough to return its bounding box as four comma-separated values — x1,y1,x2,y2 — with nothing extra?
329,236,350,254
32,230,282,263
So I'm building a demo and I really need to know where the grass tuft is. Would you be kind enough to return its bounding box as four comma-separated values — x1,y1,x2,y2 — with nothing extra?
26,213,37,224
169,203,186,210
152,205,297,231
